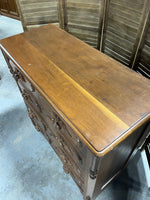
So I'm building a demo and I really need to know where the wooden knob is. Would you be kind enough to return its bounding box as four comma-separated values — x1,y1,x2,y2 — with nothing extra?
77,154,82,165
50,117,55,124
59,142,63,147
56,122,61,130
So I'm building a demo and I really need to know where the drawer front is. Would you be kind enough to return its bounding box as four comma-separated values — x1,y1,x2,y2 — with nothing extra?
7,58,87,193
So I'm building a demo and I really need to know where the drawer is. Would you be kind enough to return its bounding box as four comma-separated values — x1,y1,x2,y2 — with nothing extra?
46,125,85,181
52,135,85,192
60,132,85,169
21,89,42,113
69,166,84,193
24,100,67,163
34,90,86,152
26,104,47,137
34,91,86,167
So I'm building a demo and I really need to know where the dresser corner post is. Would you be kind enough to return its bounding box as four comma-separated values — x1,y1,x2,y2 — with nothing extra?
83,154,101,200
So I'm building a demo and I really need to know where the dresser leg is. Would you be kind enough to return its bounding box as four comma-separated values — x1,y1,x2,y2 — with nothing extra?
85,196,91,200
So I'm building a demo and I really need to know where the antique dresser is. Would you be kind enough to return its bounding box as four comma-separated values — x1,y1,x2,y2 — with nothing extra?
0,24,150,200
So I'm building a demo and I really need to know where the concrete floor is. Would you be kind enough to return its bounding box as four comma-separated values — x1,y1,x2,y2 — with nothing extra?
0,15,150,200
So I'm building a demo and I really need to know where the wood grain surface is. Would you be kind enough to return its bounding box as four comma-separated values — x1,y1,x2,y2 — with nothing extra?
0,24,150,155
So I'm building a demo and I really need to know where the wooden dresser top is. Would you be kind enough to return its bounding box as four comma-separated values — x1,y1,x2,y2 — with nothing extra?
1,24,150,155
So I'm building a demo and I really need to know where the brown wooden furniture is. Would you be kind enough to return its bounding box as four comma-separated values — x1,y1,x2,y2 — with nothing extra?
0,24,150,200
0,0,19,19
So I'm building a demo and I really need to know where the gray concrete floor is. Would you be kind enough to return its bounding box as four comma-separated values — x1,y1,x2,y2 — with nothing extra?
0,15,150,200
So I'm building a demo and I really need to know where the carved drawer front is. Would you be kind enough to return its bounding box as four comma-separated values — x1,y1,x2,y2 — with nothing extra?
35,91,86,153
34,91,86,164
21,89,42,114
17,79,86,192
26,106,48,137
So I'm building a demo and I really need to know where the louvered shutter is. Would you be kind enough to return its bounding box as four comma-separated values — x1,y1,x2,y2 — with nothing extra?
16,0,59,31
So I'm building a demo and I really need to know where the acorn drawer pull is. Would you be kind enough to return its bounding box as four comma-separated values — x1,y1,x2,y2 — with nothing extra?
50,117,55,124
56,121,61,130
77,154,83,165
55,115,63,130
